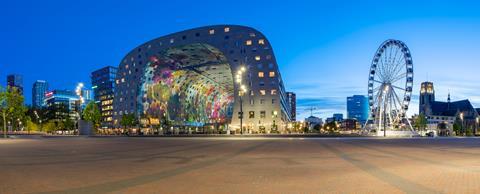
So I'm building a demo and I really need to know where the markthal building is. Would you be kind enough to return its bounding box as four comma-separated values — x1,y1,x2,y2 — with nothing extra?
113,25,292,133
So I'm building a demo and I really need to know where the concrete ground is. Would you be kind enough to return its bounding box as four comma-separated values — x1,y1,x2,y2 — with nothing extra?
1,137,480,194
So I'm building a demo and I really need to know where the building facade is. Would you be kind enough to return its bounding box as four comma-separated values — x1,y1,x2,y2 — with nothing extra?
7,74,23,95
286,92,296,121
113,25,291,133
419,81,479,135
91,66,117,128
32,80,49,108
44,90,80,121
347,95,369,125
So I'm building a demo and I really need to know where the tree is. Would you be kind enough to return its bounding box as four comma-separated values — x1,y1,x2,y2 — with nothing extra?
64,118,75,131
414,113,427,134
453,117,462,136
0,87,27,136
43,121,56,133
82,101,101,128
120,114,137,130
0,87,7,138
26,119,38,132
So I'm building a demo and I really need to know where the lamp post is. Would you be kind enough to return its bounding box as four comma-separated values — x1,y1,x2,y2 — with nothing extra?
236,66,247,135
460,112,464,136
476,117,479,136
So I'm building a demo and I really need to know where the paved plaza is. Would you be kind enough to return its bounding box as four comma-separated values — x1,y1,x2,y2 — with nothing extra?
1,136,480,193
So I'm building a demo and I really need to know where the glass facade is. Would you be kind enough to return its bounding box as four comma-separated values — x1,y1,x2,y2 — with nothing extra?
32,80,49,108
347,95,369,125
91,66,117,127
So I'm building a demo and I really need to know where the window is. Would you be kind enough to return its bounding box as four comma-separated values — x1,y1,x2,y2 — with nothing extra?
224,27,230,32
268,63,274,69
246,40,252,46
272,99,276,104
260,111,266,118
258,39,265,45
271,89,277,95
250,98,254,105
269,71,275,77
209,29,215,35
257,64,263,69
272,111,278,118
259,81,265,86
260,90,266,95
250,90,254,96
249,111,255,118
195,33,200,37
266,55,272,60
255,56,261,61
121,78,125,83
170,38,174,43
258,72,264,78
260,99,265,104
249,32,256,37
182,35,186,40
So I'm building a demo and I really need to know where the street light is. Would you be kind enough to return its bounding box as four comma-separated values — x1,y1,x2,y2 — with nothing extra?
236,66,247,135
460,112,464,136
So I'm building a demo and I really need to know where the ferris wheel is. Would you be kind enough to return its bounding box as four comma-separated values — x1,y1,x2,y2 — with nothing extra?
367,39,414,134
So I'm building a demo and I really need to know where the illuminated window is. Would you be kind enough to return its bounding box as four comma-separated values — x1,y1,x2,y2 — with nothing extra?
121,78,125,83
246,40,252,46
116,80,120,84
249,32,256,37
260,111,266,118
249,111,255,118
209,29,215,34
260,90,266,95
258,72,264,78
272,111,278,118
224,27,230,32
269,71,275,77
250,90,254,96
258,39,265,45
255,56,261,61
125,64,129,69
170,38,174,43
271,89,277,95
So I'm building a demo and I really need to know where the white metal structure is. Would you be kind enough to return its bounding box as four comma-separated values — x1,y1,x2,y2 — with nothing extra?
367,39,415,136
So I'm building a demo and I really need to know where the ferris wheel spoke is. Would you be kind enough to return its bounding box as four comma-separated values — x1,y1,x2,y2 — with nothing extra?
391,72,407,84
391,85,405,91
391,88,406,113
388,50,403,75
391,59,406,81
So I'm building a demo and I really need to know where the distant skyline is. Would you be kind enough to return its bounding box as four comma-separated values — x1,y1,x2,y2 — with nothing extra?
1,0,480,120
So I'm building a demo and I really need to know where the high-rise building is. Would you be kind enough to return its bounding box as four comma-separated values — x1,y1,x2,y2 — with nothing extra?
7,74,23,95
91,66,117,128
44,90,80,121
347,95,369,125
32,80,49,108
286,92,296,121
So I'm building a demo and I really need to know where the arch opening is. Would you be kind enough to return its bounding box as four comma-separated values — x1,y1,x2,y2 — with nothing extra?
139,43,235,128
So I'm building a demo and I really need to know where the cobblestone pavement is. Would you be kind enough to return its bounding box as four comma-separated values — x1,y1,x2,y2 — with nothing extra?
1,137,480,194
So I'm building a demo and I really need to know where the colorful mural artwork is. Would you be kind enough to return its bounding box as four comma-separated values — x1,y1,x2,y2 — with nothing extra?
139,43,235,126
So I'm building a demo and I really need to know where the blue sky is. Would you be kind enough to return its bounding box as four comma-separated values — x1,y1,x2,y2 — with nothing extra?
1,0,480,120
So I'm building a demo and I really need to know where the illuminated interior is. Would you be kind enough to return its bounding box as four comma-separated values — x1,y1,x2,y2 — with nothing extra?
139,43,234,126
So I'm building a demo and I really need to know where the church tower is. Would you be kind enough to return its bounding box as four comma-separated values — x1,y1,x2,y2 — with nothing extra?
419,82,435,115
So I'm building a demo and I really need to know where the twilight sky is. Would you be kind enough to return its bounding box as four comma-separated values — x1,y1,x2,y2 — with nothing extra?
1,0,480,120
